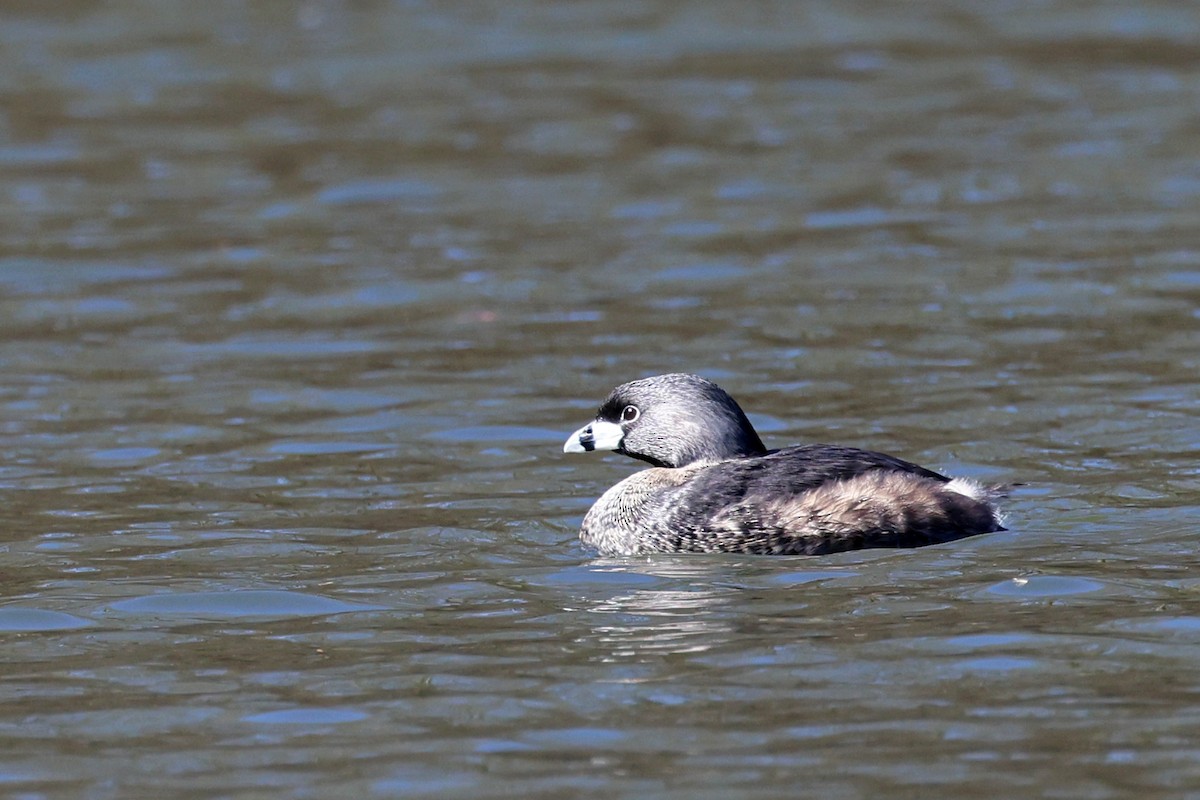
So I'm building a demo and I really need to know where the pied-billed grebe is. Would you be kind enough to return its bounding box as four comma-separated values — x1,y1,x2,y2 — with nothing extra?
563,373,1006,556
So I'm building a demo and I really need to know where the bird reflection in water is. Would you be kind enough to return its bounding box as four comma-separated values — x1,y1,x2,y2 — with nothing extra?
574,558,756,662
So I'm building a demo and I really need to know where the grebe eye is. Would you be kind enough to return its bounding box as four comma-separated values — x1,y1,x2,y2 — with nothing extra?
621,405,639,422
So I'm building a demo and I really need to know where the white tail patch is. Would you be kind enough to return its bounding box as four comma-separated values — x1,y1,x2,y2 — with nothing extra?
945,477,991,502
945,477,1007,526
945,479,1003,503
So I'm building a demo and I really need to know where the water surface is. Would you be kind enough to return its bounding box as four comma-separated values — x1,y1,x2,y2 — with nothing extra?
0,1,1198,797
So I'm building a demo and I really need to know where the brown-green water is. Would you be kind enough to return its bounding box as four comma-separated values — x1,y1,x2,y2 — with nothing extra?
1,2,1198,798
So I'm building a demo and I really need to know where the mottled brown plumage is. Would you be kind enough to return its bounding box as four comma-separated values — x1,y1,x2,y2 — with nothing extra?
563,374,1007,556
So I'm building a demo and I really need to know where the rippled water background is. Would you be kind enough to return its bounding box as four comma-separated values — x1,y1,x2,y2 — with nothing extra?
1,2,1198,797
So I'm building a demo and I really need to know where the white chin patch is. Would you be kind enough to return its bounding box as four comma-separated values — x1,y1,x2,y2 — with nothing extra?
588,420,624,450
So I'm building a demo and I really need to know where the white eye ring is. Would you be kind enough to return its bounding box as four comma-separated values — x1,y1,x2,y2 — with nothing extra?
621,405,639,423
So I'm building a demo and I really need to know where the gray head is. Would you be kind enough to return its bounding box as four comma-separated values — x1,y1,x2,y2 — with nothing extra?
563,373,768,468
